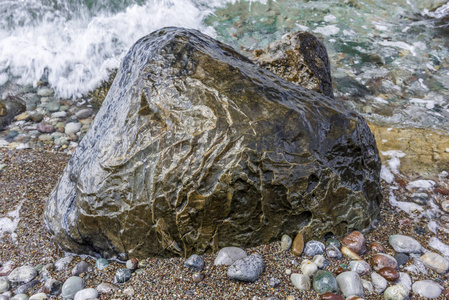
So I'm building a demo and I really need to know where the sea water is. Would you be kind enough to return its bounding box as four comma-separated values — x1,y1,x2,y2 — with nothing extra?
0,0,448,131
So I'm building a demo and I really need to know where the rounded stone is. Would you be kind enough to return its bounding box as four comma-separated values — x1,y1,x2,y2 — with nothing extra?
28,293,47,299
321,292,344,300
388,235,422,253
65,122,81,135
95,258,109,270
281,234,293,251
75,108,94,119
291,233,304,256
420,252,449,274
378,267,399,282
412,280,443,298
126,258,139,270
214,247,247,266
335,271,364,298
371,272,388,293
0,261,16,276
290,273,310,291
300,259,318,277
342,231,366,255
361,278,373,293
383,284,409,300
41,278,62,296
396,272,412,292
55,257,73,271
304,241,325,257
96,283,118,294
185,254,204,271
312,255,327,268
312,270,339,294
349,260,371,275
61,276,84,299
37,88,54,97
192,272,204,283
71,261,89,276
326,244,342,259
441,200,449,213
394,253,409,267
341,247,362,260
10,294,29,300
372,253,398,271
74,288,99,300
326,238,341,249
115,268,132,284
0,276,9,292
46,102,60,112
7,266,38,284
227,254,264,282
369,241,384,252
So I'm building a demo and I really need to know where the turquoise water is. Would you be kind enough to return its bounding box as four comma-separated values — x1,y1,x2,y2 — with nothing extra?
0,0,448,131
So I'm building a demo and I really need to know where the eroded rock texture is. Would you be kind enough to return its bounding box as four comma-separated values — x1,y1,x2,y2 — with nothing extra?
45,27,382,259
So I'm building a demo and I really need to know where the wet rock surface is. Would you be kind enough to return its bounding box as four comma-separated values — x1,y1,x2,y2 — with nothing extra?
44,27,382,258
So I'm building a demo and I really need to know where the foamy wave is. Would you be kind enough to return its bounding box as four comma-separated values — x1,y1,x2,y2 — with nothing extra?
0,0,241,98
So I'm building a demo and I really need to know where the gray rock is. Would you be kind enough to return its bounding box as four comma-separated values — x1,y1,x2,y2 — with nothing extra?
336,271,364,297
361,279,373,293
37,88,54,97
227,254,264,282
71,262,89,276
0,295,9,300
281,235,292,251
94,259,109,270
412,280,443,298
44,27,382,258
394,253,409,267
349,260,371,275
73,288,98,300
55,257,73,271
75,109,93,119
214,247,247,266
61,276,84,299
7,266,37,284
268,277,280,288
28,293,47,299
0,96,26,130
0,277,9,293
114,269,132,284
41,278,62,296
15,280,40,295
64,122,81,135
303,241,325,257
420,252,449,274
290,273,310,291
185,254,204,271
96,283,118,294
10,294,29,300
388,235,422,253
46,102,60,112
52,111,67,118
383,284,409,300
326,244,342,259
396,272,412,292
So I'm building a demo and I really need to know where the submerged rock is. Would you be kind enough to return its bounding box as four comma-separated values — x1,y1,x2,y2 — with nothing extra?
0,96,26,130
44,27,382,258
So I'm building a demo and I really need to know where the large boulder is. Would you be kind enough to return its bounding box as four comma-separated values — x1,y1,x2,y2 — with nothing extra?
44,27,382,259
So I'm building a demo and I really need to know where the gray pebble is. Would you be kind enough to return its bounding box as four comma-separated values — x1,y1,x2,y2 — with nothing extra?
73,288,98,300
71,262,89,276
61,276,84,299
7,266,37,284
94,259,109,271
268,277,280,288
0,277,9,293
37,88,54,97
336,271,364,297
304,241,325,257
75,108,93,119
227,254,265,282
214,247,247,266
10,294,29,300
185,255,204,271
389,235,422,253
326,244,342,259
114,269,132,284
281,235,292,250
412,280,443,298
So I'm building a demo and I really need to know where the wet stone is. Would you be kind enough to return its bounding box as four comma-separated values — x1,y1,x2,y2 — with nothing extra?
342,231,366,255
15,280,40,294
61,276,84,299
441,200,449,213
290,273,310,291
378,267,399,282
341,247,362,260
394,253,409,267
74,288,98,300
214,247,247,266
75,108,93,119
326,238,341,249
312,270,339,294
7,266,37,284
192,273,204,283
396,272,412,292
361,279,373,293
29,293,47,299
64,122,81,135
10,294,29,300
71,261,89,276
369,241,384,253
412,280,443,298
41,278,62,296
304,241,325,257
95,259,109,270
420,252,449,274
37,88,54,97
335,271,364,298
388,235,422,253
313,255,327,269
281,234,293,251
349,260,371,275
45,102,60,112
227,254,264,283
301,259,318,277
55,257,73,271
326,245,342,259
96,283,118,294
372,253,398,271
114,268,132,284
0,277,9,293
185,254,204,272
126,258,138,270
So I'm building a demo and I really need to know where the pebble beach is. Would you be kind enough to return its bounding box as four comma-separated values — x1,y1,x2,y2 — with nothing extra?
1,85,449,299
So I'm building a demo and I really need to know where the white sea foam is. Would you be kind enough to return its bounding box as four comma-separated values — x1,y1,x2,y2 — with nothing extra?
313,25,340,36
389,189,423,215
406,180,436,191
0,201,24,242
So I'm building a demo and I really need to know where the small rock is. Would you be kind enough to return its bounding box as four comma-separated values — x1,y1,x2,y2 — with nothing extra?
341,247,362,260
292,233,304,256
61,276,84,299
412,280,443,298
51,111,67,118
10,294,29,300
55,257,73,271
342,231,366,255
396,272,412,292
71,261,89,276
214,247,247,266
126,258,139,270
192,273,204,283
7,266,38,284
349,260,371,275
441,200,449,213
285,269,292,275
303,241,325,257
74,288,98,300
321,292,344,300
378,267,399,282
300,259,318,277
346,297,363,300
15,280,40,294
420,252,449,274
65,122,81,135
115,269,132,284
290,273,310,291
185,255,204,272
37,88,54,97
371,272,388,293
388,235,422,253
31,114,44,123
394,253,409,267
326,238,341,249
227,254,264,282
0,277,9,293
46,102,60,112
15,112,30,121
123,287,135,297
369,241,384,253
326,244,342,259
40,278,62,295
75,108,93,119
268,277,280,288
361,279,373,292
95,258,109,270
96,283,118,294
312,270,339,294
0,262,16,276
37,124,54,133
312,255,327,268
411,192,428,205
372,253,398,271
28,293,47,299
281,235,293,251
335,271,364,298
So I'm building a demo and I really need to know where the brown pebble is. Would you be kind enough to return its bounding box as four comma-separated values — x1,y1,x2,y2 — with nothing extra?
378,267,399,282
127,257,139,270
341,246,362,260
396,179,407,187
372,253,398,271
292,232,304,256
192,272,205,283
435,188,449,195
322,292,344,300
399,218,413,226
369,241,384,253
335,266,346,275
342,231,366,255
